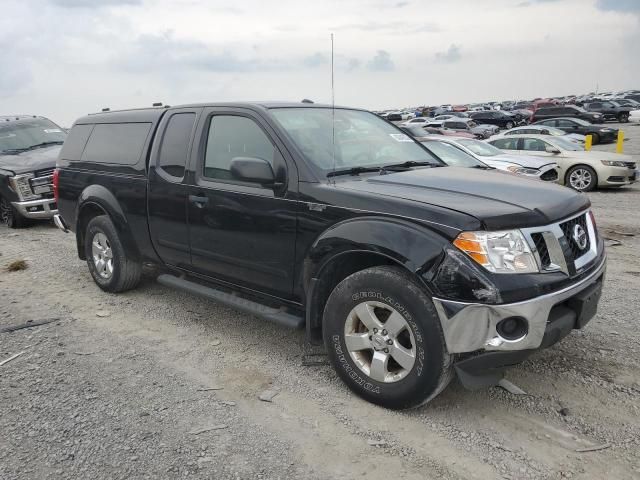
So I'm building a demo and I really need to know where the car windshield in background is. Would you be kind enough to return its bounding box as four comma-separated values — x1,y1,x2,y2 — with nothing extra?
422,141,487,168
457,138,504,157
552,137,582,151
0,118,66,153
270,108,441,173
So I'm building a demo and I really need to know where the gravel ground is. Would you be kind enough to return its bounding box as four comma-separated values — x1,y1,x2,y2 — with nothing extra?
1,128,639,480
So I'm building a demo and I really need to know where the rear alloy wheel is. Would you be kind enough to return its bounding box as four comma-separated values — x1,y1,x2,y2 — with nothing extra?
566,165,597,192
84,215,142,292
323,266,453,409
0,196,25,229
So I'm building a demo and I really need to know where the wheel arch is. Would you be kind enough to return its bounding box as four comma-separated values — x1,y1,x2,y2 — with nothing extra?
75,185,140,261
302,217,449,343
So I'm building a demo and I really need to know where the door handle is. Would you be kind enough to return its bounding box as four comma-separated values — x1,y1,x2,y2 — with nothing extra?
189,195,209,207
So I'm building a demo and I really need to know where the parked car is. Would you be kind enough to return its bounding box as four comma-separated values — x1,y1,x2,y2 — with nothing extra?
384,111,403,122
441,118,492,139
423,126,475,138
501,125,585,144
55,102,606,409
488,134,636,191
429,137,560,182
532,118,618,144
530,106,603,124
582,101,632,123
401,117,431,127
468,111,518,129
420,137,514,171
0,115,66,228
399,125,432,141
610,98,640,109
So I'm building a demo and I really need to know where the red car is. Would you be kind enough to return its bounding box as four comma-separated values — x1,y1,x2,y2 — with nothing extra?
452,105,468,112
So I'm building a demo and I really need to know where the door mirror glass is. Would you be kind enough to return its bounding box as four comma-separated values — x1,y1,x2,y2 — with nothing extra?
230,157,276,185
545,145,561,154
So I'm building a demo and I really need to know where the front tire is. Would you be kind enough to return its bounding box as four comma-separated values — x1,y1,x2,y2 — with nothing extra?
618,113,629,123
84,215,141,293
566,165,597,192
323,266,453,409
505,121,514,130
0,196,26,229
588,132,600,145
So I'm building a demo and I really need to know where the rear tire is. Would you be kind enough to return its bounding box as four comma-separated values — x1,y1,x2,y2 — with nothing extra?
84,215,141,293
0,196,26,229
323,266,453,409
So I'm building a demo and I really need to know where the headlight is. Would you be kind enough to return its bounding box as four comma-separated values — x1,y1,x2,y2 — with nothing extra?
506,166,540,176
601,128,613,132
453,230,538,274
601,160,627,167
8,174,37,201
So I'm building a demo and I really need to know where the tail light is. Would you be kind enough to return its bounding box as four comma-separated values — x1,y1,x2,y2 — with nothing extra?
52,168,59,201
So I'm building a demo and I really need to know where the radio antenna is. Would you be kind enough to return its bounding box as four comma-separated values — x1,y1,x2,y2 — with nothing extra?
330,32,336,183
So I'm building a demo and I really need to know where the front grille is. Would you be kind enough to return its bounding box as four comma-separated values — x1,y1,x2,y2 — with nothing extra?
29,170,54,197
540,169,558,182
531,232,551,268
559,214,590,261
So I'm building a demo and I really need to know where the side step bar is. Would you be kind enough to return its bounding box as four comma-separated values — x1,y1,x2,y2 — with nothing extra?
157,274,304,329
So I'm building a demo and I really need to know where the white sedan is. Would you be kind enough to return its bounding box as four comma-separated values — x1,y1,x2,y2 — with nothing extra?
499,125,586,144
488,134,637,191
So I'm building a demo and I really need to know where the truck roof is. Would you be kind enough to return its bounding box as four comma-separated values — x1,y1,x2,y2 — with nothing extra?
76,102,360,125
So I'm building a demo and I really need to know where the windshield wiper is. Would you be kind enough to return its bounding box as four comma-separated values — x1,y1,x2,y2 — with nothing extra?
327,166,382,178
0,148,29,154
380,160,442,173
26,141,64,150
471,165,494,170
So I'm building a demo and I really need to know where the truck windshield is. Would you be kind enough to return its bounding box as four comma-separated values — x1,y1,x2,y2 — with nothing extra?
0,118,66,154
270,108,442,173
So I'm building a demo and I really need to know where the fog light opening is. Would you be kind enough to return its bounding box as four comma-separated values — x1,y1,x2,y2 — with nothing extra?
496,316,528,341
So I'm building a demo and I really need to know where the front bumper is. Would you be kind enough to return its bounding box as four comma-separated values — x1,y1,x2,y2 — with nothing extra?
432,253,606,354
11,198,57,219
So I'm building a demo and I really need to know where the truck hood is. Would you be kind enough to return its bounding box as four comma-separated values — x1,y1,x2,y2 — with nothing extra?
339,166,589,230
0,145,61,175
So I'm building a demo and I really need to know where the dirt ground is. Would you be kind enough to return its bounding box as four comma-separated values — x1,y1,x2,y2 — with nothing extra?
1,126,639,480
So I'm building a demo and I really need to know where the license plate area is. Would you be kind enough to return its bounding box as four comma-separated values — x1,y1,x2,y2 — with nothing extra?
566,275,604,329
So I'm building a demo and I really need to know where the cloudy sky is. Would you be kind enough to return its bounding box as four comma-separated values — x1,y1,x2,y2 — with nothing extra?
1,0,639,125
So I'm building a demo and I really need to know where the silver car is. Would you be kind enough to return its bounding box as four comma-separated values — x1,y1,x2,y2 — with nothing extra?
426,136,560,182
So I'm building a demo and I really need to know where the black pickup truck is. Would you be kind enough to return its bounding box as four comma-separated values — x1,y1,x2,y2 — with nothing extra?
54,103,606,409
583,101,632,123
0,116,66,227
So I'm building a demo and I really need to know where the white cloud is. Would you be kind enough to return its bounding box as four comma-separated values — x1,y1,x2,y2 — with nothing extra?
0,0,638,124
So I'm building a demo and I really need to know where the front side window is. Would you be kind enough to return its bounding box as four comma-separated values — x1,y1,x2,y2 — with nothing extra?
158,113,196,178
270,108,440,172
522,138,547,152
204,116,276,181
490,138,519,150
556,119,575,127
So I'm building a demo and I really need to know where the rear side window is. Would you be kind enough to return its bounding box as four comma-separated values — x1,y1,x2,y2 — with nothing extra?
491,138,519,150
59,124,93,160
522,138,547,151
157,113,196,178
81,123,151,165
204,116,276,182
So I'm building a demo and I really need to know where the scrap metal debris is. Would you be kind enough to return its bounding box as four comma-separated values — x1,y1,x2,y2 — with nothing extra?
188,425,228,435
576,443,612,453
498,379,528,395
0,352,25,367
258,389,279,402
0,318,59,334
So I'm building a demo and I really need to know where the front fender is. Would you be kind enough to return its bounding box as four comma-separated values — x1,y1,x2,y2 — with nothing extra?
76,184,141,260
304,216,450,291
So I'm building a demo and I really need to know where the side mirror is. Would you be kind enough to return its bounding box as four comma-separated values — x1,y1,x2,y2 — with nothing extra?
545,146,561,154
230,157,279,186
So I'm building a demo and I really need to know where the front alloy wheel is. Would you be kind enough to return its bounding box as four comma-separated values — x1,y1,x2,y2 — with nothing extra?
0,197,25,229
567,165,596,192
344,301,416,383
